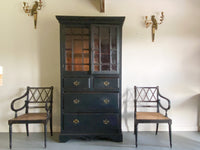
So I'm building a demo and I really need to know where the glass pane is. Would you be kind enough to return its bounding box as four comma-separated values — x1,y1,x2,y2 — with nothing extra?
65,28,72,34
73,36,82,53
112,51,117,64
93,26,99,49
83,36,89,49
83,28,89,34
111,64,117,71
74,53,82,64
72,28,82,34
66,51,72,64
65,65,72,71
94,65,100,71
94,53,99,64
74,65,83,71
101,64,110,71
65,36,72,49
83,51,89,64
111,27,117,50
101,54,110,63
101,27,110,54
83,65,89,71
73,65,89,71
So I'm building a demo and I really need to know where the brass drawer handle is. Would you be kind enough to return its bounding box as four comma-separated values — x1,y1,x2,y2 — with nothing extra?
104,99,110,104
73,119,79,124
103,119,110,125
73,80,80,86
104,81,110,87
73,99,80,104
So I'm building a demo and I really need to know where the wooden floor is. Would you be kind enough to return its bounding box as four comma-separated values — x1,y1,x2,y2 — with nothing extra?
1,131,200,150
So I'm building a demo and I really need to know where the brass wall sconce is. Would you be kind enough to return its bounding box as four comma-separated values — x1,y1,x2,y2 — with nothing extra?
145,12,164,42
23,0,43,29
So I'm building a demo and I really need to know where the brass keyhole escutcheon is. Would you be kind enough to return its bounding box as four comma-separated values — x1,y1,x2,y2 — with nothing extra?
104,99,110,104
73,99,80,104
103,119,110,125
73,80,80,86
104,81,110,87
73,119,80,124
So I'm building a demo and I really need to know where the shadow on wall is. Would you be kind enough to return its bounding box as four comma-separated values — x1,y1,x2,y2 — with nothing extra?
37,17,60,132
89,0,100,12
176,94,200,130
122,87,134,131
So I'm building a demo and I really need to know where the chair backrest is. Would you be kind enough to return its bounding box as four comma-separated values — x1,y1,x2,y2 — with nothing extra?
134,86,159,112
26,86,53,113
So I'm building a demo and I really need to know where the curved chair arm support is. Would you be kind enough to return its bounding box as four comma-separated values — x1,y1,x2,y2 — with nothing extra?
45,98,52,119
45,101,51,112
11,90,28,117
158,93,171,116
45,86,53,118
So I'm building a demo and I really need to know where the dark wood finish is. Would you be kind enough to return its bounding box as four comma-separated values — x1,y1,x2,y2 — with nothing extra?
56,16,125,142
8,86,53,149
134,86,172,148
63,93,119,113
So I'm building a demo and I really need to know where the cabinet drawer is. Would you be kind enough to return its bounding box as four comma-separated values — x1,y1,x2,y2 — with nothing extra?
62,114,120,133
64,78,90,89
94,78,119,90
63,93,119,113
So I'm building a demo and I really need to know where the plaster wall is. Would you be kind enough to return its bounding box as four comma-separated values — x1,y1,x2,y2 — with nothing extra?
0,0,200,132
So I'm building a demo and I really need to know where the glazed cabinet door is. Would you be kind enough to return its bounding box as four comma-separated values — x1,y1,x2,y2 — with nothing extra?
63,26,90,73
91,25,120,74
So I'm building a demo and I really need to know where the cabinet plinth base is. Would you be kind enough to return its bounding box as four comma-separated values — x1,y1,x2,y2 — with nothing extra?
59,133,123,143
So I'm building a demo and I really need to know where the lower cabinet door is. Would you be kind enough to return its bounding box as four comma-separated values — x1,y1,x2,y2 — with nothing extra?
62,114,120,133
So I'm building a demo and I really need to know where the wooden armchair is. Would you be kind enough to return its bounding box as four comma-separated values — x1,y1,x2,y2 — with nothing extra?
8,86,53,149
134,86,172,148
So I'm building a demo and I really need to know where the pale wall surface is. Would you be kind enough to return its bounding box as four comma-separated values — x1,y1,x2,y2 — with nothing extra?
0,0,200,132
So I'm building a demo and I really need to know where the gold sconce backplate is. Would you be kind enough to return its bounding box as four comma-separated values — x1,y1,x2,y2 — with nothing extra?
22,0,43,29
145,12,164,42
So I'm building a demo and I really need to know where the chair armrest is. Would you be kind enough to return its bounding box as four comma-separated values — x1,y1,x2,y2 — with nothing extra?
11,90,28,118
158,93,171,117
45,98,52,118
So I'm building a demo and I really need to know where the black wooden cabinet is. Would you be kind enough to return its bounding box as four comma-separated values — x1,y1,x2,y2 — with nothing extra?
56,16,125,142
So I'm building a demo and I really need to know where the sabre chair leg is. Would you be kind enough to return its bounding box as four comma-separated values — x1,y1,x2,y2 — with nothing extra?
169,123,172,148
135,123,138,147
155,123,159,135
44,123,47,148
9,124,12,149
50,117,53,136
134,123,136,135
26,123,29,136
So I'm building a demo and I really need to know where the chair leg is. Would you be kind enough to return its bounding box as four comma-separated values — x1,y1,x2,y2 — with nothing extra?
169,123,172,148
44,123,47,148
9,124,12,149
134,123,136,135
135,123,138,147
26,123,29,136
50,116,53,136
155,123,159,135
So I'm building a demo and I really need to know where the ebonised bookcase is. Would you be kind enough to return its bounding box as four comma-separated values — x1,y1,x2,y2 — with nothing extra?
56,16,125,142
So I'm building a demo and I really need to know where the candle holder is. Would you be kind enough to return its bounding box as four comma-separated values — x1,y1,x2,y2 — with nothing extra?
145,12,164,42
23,0,43,29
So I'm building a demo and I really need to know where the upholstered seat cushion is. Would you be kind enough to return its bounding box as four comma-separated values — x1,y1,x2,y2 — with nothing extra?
136,112,169,120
